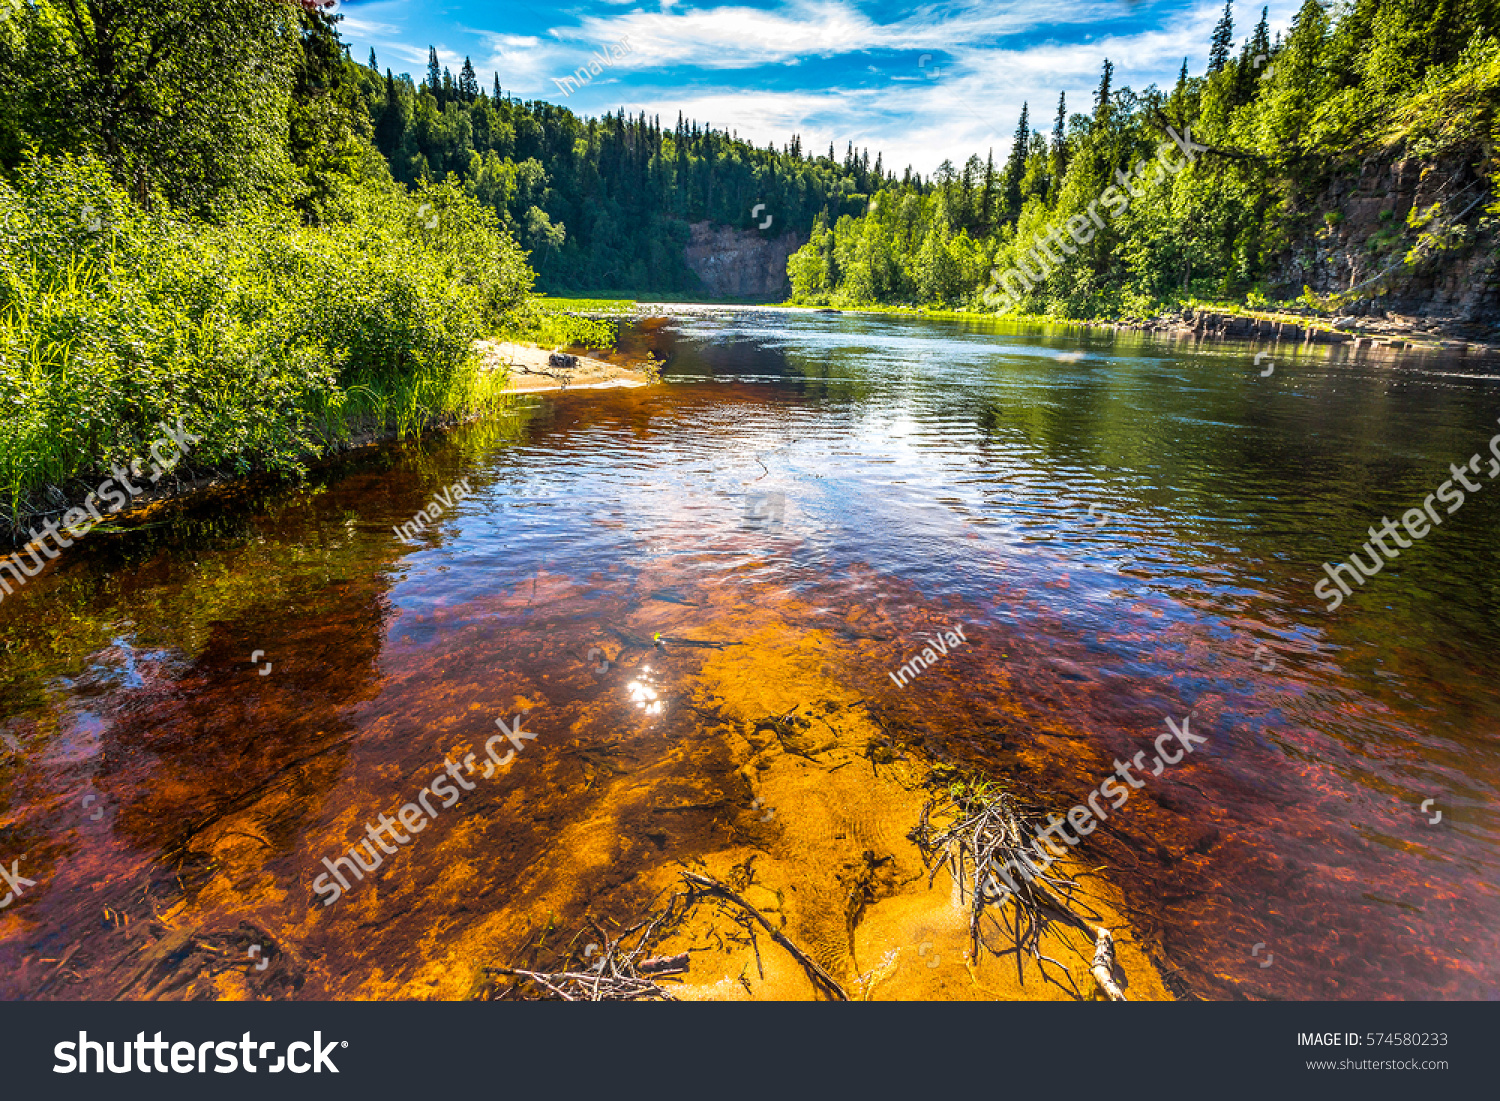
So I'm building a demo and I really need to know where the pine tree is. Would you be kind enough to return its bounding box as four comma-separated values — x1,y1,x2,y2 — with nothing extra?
1094,59,1113,120
1002,101,1029,220
1209,2,1234,73
1049,92,1068,186
368,48,378,72
442,66,455,102
494,74,502,99
376,72,403,159
1251,5,1271,61
427,47,442,98
980,148,995,230
459,56,479,101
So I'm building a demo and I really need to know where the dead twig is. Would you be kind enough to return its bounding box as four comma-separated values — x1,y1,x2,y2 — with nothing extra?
681,871,848,1001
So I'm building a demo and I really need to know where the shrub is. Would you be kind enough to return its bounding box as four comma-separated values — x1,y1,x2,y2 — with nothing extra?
0,155,533,532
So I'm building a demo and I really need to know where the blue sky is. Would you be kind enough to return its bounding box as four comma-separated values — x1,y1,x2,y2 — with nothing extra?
333,0,1301,175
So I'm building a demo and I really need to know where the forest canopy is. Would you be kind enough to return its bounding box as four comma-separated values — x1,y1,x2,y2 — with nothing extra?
785,0,1500,318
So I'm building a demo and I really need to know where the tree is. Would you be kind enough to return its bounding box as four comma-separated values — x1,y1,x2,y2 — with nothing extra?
1049,92,1068,186
1209,2,1235,73
0,0,306,212
369,47,378,72
1094,59,1114,121
459,56,479,101
427,47,442,97
1002,101,1029,221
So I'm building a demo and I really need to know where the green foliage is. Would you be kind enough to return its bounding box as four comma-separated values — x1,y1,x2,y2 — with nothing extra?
0,1,540,534
0,155,531,524
502,300,618,350
792,4,1500,320
0,0,304,215
356,71,887,294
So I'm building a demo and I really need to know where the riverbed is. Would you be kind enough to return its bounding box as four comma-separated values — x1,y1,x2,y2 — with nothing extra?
1,307,1497,1000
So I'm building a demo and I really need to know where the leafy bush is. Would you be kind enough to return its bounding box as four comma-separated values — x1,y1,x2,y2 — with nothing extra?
0,155,533,530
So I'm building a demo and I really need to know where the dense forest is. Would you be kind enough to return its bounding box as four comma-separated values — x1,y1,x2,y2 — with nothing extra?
0,1,532,535
350,50,886,292
788,0,1500,317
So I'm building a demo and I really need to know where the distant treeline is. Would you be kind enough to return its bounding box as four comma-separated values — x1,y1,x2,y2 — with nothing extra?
353,49,892,292
787,0,1500,317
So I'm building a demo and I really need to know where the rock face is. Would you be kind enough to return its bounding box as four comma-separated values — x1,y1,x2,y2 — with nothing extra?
1272,154,1500,323
683,221,805,299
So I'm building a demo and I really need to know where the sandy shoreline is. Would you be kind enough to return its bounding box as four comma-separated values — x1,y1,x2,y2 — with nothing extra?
476,340,655,393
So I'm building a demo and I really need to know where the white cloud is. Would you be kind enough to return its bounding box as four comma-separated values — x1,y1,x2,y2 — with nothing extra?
348,0,1307,173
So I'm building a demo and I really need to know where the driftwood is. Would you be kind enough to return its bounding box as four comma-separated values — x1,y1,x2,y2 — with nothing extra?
638,952,690,975
909,776,1110,998
681,871,849,1001
1091,926,1127,1001
548,352,579,369
482,901,691,1001
485,967,671,1002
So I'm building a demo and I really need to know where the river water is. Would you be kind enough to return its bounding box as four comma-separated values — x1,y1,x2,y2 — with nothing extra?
1,307,1497,999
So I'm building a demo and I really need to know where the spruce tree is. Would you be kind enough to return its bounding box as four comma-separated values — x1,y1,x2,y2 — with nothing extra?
1094,59,1113,120
1251,5,1271,62
427,48,442,98
1002,101,1029,220
368,48,378,72
1049,92,1068,186
1209,2,1234,73
459,56,479,100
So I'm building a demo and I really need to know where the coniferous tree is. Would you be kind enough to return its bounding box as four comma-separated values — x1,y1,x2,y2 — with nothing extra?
1251,6,1271,62
1209,2,1235,73
1094,59,1113,120
368,48,377,72
427,48,442,97
1048,92,1068,189
1002,101,1029,220
459,56,479,101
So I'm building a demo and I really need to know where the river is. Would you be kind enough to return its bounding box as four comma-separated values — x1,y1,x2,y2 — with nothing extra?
1,307,1496,1000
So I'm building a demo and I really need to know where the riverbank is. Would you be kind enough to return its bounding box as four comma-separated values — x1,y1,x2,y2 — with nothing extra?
476,340,656,393
779,301,1500,355
0,338,658,551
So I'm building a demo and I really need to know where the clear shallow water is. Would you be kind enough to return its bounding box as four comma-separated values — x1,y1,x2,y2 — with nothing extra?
2,307,1498,999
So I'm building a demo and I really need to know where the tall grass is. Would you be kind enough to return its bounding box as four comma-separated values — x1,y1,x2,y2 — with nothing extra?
0,155,533,538
501,299,622,351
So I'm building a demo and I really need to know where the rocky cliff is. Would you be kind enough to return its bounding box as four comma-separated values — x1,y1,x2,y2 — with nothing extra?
1273,154,1499,325
683,222,805,300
